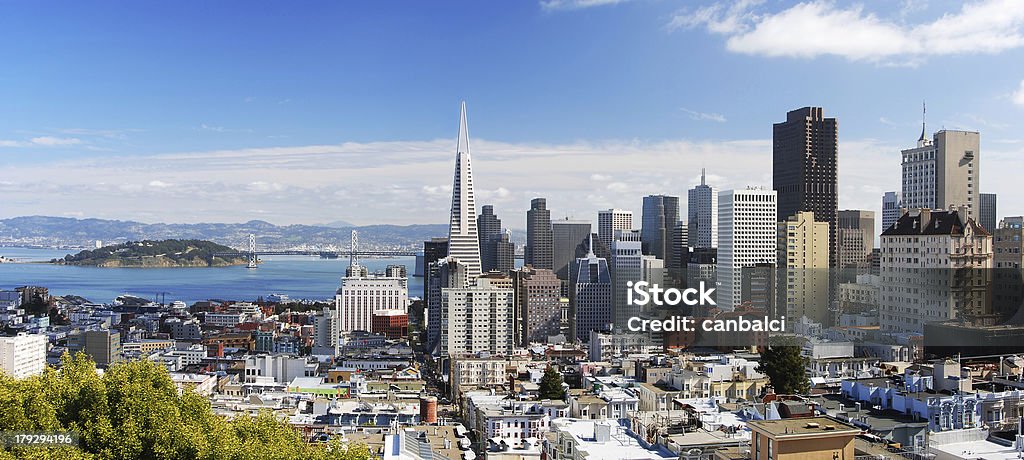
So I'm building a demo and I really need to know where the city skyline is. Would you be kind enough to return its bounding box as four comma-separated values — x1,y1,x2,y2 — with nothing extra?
2,1,1023,228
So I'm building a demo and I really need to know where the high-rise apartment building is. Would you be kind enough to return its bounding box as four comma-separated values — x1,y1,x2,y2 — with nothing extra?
526,198,553,270
718,189,778,310
0,333,47,378
901,129,981,219
641,195,680,266
439,280,514,357
427,256,468,351
513,267,563,345
773,107,839,267
552,219,592,281
882,191,902,233
447,102,482,280
598,209,632,251
570,240,612,343
980,193,997,232
688,168,718,249
777,211,831,324
477,205,503,273
879,209,992,334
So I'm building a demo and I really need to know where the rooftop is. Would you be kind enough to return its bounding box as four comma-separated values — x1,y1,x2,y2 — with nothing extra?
747,417,860,438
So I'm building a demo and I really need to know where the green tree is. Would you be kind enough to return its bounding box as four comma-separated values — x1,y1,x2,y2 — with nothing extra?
538,366,566,400
0,353,371,460
756,336,810,395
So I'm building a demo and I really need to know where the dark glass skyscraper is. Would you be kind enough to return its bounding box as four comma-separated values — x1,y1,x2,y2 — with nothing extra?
552,219,592,280
641,195,679,267
477,205,503,273
525,198,553,270
773,106,839,267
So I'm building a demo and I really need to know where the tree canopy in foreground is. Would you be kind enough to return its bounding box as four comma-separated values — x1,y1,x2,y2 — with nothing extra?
0,353,370,460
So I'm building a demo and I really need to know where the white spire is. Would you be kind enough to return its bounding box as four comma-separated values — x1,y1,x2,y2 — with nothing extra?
447,101,482,279
586,233,596,258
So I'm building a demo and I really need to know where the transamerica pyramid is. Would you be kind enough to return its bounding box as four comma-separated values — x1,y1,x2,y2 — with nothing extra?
446,101,482,279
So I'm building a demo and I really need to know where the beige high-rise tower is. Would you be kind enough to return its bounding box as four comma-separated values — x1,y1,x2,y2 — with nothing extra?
777,211,831,325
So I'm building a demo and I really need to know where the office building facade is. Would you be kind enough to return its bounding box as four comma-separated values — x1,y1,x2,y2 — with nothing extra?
718,189,778,310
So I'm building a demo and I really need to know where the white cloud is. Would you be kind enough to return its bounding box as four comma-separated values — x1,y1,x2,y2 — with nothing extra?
3,134,1021,227
680,107,727,122
671,0,1024,64
1013,79,1024,105
30,136,82,146
540,0,629,12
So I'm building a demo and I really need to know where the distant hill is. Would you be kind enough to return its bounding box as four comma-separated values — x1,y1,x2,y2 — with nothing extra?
58,239,247,268
0,216,450,251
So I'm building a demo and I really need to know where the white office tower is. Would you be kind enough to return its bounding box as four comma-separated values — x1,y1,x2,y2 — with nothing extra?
334,264,408,351
611,229,643,331
597,209,632,251
0,333,47,378
900,124,980,219
439,275,514,357
446,101,482,281
718,188,778,310
882,191,902,233
688,168,718,249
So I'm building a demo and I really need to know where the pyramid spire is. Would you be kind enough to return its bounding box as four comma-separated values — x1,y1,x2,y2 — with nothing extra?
447,101,482,279
586,233,596,258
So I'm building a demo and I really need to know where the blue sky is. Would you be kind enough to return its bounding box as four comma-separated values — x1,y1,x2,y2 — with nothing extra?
1,0,1023,231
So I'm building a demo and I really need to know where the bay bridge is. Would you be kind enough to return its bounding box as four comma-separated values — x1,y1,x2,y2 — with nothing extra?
222,232,523,269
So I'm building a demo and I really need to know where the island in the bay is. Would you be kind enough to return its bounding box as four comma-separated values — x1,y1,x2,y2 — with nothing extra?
54,239,248,267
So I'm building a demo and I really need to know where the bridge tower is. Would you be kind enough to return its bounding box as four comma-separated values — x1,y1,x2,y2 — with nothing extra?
247,233,259,269
349,230,359,267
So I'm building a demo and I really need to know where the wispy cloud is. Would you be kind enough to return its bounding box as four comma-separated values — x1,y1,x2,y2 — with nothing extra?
540,0,630,12
670,0,1024,65
680,107,727,122
198,123,254,133
0,136,83,147
1013,79,1024,106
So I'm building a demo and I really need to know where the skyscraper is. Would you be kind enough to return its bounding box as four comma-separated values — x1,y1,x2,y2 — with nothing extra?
446,101,482,280
477,205,503,273
552,218,592,280
881,191,901,233
570,237,612,343
980,193,997,232
641,195,680,266
493,230,515,274
688,168,718,249
773,107,838,267
526,198,553,270
901,128,981,219
718,189,778,310
597,209,632,250
611,229,643,330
